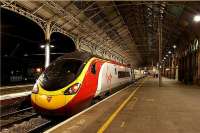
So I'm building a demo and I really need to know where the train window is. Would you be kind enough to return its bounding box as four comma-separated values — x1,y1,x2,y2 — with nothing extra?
91,63,96,74
118,71,130,78
40,59,83,91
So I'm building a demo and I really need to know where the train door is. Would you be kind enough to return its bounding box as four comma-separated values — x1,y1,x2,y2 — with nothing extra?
89,60,102,95
78,59,102,100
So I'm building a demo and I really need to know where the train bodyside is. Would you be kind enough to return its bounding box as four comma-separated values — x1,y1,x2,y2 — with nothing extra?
31,53,133,116
95,62,132,97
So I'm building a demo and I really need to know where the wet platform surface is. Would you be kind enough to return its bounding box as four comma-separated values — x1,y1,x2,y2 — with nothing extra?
46,77,200,133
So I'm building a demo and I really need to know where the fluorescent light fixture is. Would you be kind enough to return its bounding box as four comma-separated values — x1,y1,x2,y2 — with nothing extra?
166,54,168,57
40,45,45,48
50,45,55,48
168,51,172,54
173,45,176,49
194,15,200,22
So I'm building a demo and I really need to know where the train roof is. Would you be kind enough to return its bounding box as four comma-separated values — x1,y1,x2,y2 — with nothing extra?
57,51,131,68
58,50,92,62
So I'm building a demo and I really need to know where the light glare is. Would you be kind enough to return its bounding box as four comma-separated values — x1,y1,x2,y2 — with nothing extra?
194,15,200,22
36,68,42,73
40,45,45,48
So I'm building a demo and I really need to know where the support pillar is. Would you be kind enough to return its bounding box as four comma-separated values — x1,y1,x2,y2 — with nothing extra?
169,57,171,79
45,21,51,68
158,17,163,87
172,55,175,79
198,50,200,85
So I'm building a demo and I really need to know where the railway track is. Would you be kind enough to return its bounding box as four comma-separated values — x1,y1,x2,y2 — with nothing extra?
0,107,61,133
0,107,37,129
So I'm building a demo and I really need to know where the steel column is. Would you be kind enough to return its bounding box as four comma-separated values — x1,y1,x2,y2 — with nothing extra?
158,18,162,87
45,22,51,68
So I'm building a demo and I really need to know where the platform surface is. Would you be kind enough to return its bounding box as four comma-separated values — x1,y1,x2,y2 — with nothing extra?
46,77,200,133
0,84,33,95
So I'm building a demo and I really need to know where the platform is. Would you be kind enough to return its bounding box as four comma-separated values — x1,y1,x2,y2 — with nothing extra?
46,77,200,133
0,85,32,105
0,84,33,95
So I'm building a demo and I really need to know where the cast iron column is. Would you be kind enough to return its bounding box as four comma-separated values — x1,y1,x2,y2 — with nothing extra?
158,17,163,87
45,21,51,68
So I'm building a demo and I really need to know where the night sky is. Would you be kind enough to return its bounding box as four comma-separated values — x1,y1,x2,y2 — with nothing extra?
1,8,76,85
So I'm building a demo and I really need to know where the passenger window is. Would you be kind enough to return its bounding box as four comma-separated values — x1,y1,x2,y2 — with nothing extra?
91,63,96,74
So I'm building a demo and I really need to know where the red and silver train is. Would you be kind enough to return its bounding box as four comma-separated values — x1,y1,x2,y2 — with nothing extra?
31,51,134,116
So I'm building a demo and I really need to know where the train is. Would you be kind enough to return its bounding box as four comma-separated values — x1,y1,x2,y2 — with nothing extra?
31,51,134,116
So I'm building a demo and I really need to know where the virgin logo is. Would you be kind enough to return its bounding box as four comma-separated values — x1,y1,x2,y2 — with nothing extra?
47,96,52,102
106,65,112,82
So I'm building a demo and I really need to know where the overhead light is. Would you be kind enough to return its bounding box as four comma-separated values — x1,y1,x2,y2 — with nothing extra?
24,53,28,57
166,54,168,57
165,68,170,71
40,45,45,48
173,45,176,49
193,15,200,22
164,57,166,60
50,45,55,48
168,51,172,54
36,68,42,73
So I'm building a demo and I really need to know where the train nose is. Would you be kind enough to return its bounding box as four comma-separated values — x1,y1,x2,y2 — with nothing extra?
31,94,67,110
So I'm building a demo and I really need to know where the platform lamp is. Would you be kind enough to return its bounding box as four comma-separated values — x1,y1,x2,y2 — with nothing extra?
40,45,55,49
193,15,200,22
40,43,55,68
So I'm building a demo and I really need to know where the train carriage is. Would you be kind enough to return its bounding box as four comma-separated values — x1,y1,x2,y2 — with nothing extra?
31,51,133,116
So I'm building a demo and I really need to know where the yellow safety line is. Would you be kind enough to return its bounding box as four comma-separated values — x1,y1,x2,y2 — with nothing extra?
97,79,146,133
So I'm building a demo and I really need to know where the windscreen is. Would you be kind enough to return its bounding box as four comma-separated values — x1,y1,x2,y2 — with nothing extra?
39,59,83,91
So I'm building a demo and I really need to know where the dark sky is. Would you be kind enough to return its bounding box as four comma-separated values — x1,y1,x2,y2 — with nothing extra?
1,8,76,66
1,8,77,85
1,8,45,63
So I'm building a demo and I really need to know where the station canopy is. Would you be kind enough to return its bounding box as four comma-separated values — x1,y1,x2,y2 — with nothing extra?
1,1,200,66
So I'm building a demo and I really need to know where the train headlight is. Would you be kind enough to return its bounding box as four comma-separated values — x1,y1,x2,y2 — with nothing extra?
64,83,81,95
32,83,39,94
